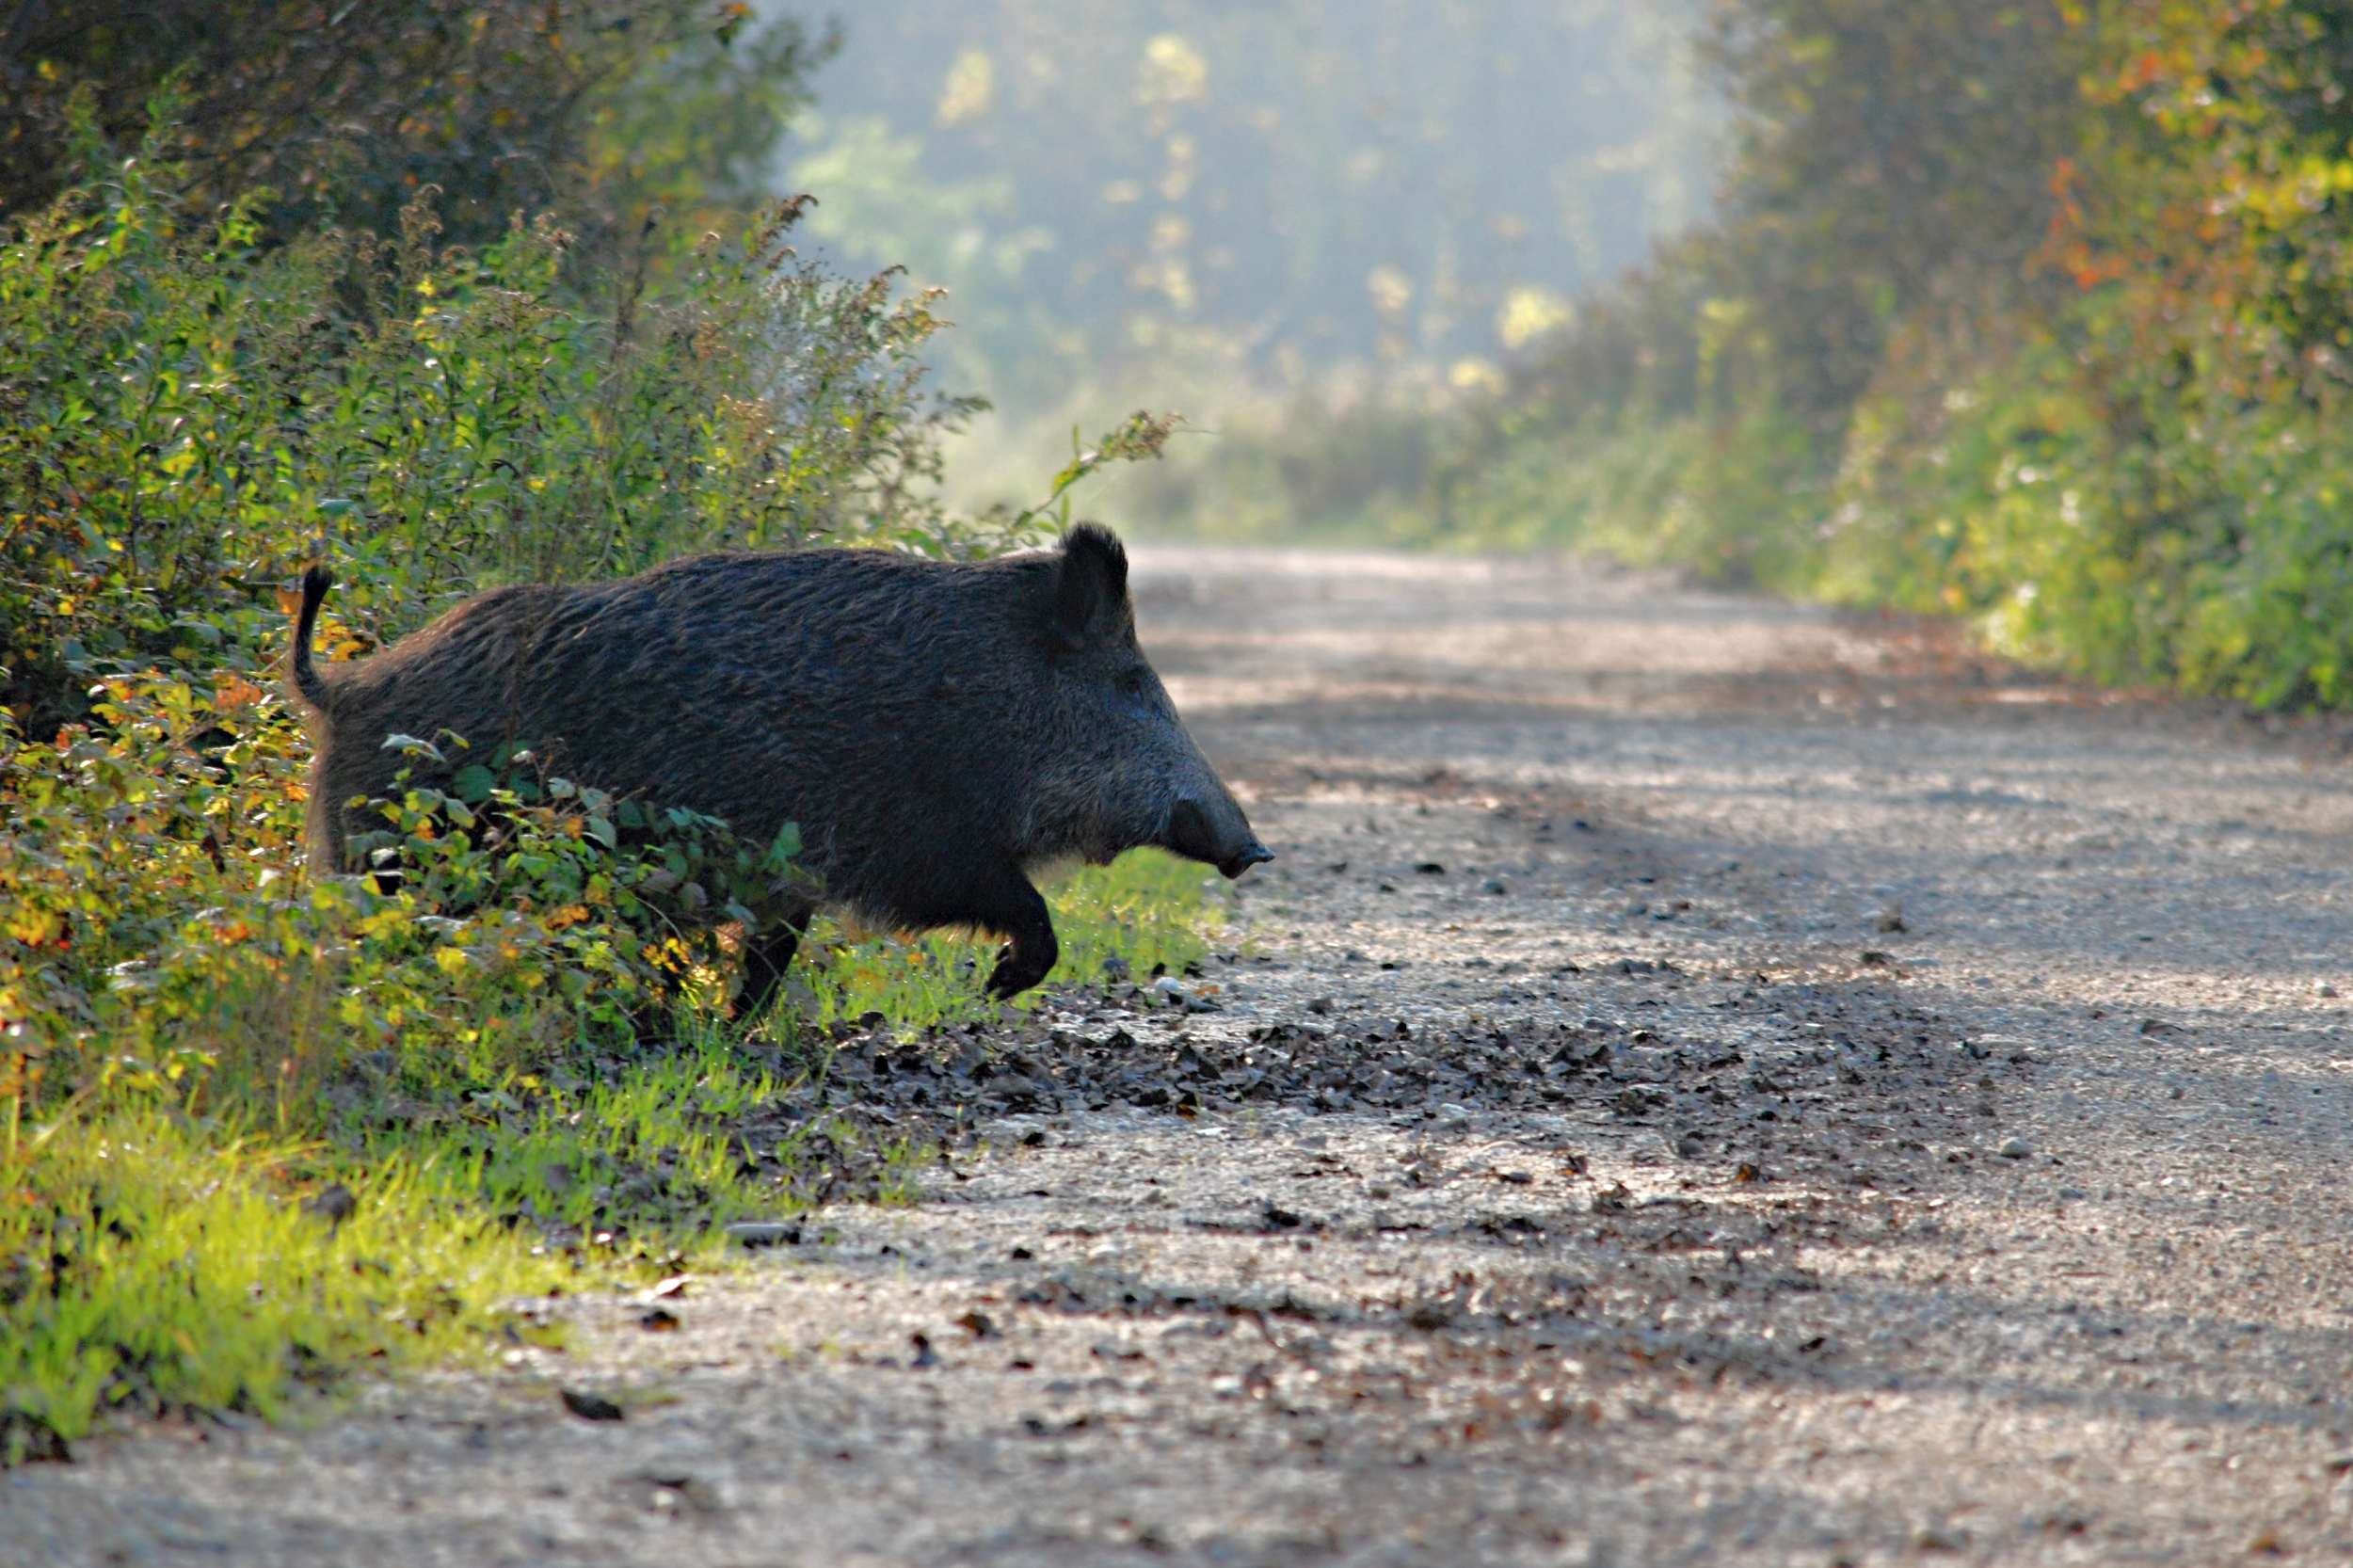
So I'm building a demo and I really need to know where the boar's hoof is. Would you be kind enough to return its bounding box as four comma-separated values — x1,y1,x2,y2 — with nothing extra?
985,936,1059,1000
980,881,1058,1000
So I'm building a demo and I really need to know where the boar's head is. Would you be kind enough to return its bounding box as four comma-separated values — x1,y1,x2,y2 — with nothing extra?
1022,524,1273,881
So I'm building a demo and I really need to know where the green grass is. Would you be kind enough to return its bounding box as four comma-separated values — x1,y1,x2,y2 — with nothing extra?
807,848,1221,1032
0,848,1217,1464
1,1109,577,1462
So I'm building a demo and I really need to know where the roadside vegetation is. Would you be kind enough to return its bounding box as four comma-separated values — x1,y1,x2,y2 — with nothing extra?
1141,3,2353,713
0,14,1208,1464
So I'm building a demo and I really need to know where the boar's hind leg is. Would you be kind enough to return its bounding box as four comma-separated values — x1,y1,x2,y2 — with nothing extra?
738,904,814,1019
977,873,1059,1000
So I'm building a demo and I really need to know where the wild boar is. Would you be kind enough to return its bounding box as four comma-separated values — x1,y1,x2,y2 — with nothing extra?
289,525,1271,1004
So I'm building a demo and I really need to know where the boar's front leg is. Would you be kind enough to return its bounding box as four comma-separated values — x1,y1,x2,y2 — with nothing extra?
977,872,1059,1000
738,904,813,1019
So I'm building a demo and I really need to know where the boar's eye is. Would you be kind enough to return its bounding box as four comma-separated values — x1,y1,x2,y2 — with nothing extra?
1118,666,1152,698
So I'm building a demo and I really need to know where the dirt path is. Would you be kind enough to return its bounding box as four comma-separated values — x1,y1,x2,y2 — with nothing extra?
13,547,2353,1566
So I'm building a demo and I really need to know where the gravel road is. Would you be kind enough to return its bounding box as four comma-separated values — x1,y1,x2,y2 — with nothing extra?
11,546,2353,1566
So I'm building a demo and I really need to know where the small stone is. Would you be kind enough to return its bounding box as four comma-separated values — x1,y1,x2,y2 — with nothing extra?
641,1473,723,1514
724,1221,798,1249
560,1387,625,1423
2315,980,2339,999
1305,997,1336,1016
1998,1136,2033,1160
1482,877,1509,896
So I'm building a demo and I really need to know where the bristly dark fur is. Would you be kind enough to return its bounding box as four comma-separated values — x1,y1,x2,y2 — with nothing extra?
285,525,1270,1001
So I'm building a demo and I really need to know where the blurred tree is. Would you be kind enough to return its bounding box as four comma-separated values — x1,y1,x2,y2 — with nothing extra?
0,1,834,252
778,0,1719,405
1692,0,2080,424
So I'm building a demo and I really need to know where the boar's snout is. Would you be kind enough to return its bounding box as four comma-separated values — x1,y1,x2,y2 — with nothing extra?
1218,840,1275,879
1165,794,1273,880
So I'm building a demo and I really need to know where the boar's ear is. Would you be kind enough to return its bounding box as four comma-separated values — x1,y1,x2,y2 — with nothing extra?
1050,523,1131,649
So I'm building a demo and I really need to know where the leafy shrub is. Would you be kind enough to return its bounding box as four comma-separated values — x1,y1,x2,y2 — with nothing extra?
1209,1,2353,713
0,98,979,734
2,5,833,254
2,677,676,1112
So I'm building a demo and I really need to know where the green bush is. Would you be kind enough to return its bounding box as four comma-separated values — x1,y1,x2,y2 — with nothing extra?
1218,1,2353,714
1,5,834,254
0,94,979,734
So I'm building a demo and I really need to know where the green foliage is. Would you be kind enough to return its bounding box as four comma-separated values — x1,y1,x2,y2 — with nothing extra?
0,122,975,733
1,3,834,254
1795,0,2353,704
1245,0,2353,712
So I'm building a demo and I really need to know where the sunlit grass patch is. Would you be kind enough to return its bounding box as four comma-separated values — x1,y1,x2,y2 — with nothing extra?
0,1107,577,1464
802,847,1223,1032
2,824,1215,1462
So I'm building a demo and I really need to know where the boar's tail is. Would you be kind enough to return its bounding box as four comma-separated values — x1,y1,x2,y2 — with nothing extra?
290,563,336,711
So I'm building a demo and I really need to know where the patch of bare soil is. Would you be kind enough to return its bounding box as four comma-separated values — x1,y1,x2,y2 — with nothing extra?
10,547,2353,1567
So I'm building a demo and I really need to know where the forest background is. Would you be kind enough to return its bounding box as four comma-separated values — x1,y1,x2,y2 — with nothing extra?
794,1,2353,712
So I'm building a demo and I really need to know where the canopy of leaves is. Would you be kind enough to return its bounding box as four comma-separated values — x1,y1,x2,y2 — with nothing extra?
0,1,834,254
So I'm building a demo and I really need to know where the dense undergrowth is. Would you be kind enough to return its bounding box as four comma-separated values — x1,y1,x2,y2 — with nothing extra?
0,90,1206,1462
